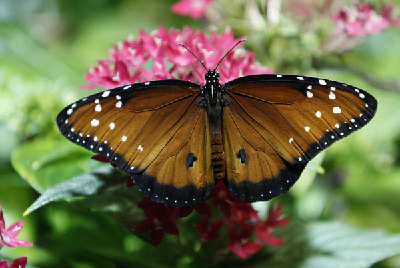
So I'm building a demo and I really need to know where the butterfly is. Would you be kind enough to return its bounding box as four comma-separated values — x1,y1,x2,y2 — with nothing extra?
56,41,377,207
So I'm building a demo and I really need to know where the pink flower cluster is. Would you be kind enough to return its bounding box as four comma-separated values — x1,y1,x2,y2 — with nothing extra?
333,2,400,37
134,182,289,259
171,0,212,19
84,27,272,90
0,204,32,268
207,181,289,259
92,154,289,259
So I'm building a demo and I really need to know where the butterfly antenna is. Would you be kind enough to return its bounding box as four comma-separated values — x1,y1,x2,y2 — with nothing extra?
214,39,246,71
178,43,208,72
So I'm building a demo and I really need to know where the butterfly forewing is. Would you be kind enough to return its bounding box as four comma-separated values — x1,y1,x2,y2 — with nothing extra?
57,80,214,207
223,75,377,201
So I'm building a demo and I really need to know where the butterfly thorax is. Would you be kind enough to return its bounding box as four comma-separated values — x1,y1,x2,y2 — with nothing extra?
201,70,226,180
201,70,224,133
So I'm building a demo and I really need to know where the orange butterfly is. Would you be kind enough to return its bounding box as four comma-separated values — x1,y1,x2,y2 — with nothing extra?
57,41,377,207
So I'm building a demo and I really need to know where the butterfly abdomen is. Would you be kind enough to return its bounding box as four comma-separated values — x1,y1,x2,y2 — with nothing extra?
211,132,225,180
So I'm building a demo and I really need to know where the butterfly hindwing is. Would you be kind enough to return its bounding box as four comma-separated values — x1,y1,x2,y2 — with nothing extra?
222,104,306,201
56,80,214,207
223,74,377,201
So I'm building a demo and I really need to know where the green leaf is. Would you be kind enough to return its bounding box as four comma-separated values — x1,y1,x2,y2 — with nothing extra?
24,165,112,215
11,138,103,192
302,221,400,268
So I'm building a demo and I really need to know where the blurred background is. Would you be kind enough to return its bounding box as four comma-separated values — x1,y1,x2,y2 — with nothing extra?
1,0,400,267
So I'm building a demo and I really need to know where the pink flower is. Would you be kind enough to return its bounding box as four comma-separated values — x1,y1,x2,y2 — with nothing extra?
227,227,262,260
208,182,288,259
84,27,272,89
381,4,400,27
0,257,27,268
134,198,189,246
0,205,32,249
333,3,390,37
255,205,289,246
171,0,212,19
194,215,222,242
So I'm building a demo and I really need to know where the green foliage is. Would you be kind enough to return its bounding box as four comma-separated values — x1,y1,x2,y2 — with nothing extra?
302,222,400,268
23,166,112,216
11,138,103,192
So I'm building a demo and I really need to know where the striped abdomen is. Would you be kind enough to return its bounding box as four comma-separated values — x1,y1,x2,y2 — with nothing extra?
211,132,225,180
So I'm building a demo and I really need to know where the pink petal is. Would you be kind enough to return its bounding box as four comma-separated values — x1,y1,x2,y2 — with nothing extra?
134,219,152,233
163,220,179,235
228,244,249,259
151,230,164,247
9,257,27,268
171,0,212,19
2,237,33,248
0,208,5,231
0,260,8,268
242,243,262,255
264,236,285,246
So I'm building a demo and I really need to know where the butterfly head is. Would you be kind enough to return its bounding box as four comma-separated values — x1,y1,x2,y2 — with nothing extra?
203,70,222,107
205,70,219,84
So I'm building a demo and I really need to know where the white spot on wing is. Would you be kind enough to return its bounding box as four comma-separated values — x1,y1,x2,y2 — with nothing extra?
138,145,143,151
319,79,327,85
123,85,131,90
276,74,282,77
289,137,293,143
67,109,73,115
109,122,115,129
145,81,150,85
95,99,99,104
307,85,312,90
121,135,127,142
71,103,77,108
335,123,340,128
102,91,110,97
306,91,313,98
116,101,122,108
315,111,321,118
95,104,101,112
333,107,341,114
94,136,98,141
91,119,99,127
297,76,304,80
329,92,336,99
330,87,336,91
359,93,365,99
305,126,310,132
116,95,121,100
